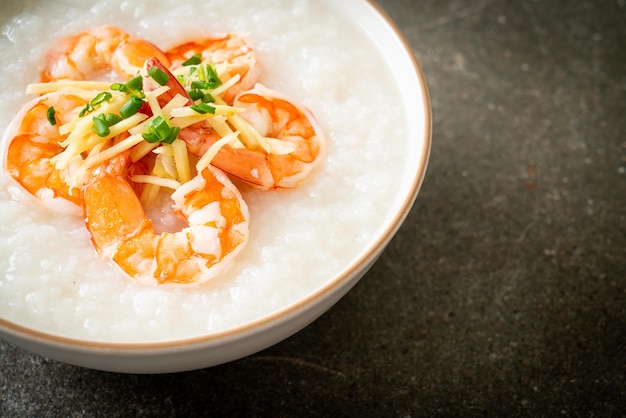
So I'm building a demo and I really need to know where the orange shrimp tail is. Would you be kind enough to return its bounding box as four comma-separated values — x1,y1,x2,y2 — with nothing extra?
83,166,146,252
144,57,191,106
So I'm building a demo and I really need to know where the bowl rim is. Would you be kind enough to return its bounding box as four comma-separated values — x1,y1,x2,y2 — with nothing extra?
0,0,432,352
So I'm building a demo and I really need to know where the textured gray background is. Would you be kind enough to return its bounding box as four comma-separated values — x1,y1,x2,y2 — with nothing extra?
1,0,625,416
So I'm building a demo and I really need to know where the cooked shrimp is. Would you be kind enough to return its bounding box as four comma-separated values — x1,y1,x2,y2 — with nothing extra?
2,92,90,215
144,52,324,190
179,84,325,189
82,152,250,285
2,26,326,286
41,25,171,82
166,33,260,104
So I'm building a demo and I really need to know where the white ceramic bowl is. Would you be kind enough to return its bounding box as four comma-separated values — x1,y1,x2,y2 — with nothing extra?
0,0,431,373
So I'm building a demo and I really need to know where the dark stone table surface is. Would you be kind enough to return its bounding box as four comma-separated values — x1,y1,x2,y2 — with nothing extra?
1,0,624,416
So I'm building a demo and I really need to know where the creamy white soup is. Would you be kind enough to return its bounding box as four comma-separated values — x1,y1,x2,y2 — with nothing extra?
0,0,407,342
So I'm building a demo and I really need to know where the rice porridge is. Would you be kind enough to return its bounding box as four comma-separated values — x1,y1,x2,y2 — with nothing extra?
0,0,408,342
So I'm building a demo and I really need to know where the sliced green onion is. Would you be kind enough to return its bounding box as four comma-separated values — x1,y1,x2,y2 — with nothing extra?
46,106,56,125
126,75,143,91
91,92,112,107
203,64,222,89
190,103,216,115
79,91,113,117
79,104,91,117
162,127,180,144
104,113,123,126
191,80,208,90
91,112,124,137
91,114,111,137
110,82,125,92
189,67,221,93
198,64,222,89
201,93,216,103
188,89,205,101
182,53,202,66
142,116,180,144
148,66,169,86
142,132,159,143
153,117,171,138
111,75,144,95
120,96,145,118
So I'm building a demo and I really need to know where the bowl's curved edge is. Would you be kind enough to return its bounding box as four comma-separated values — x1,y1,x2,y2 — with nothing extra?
0,0,432,373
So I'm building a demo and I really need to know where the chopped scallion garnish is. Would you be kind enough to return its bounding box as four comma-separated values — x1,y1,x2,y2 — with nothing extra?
195,64,222,89
120,96,145,118
191,80,209,90
79,103,91,118
182,53,202,66
202,93,216,103
142,116,180,144
111,75,144,96
91,92,113,107
46,106,56,125
92,114,111,137
189,89,205,101
203,64,222,89
190,102,216,115
79,91,113,117
104,113,123,126
148,66,169,86
91,113,123,137
126,75,143,91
